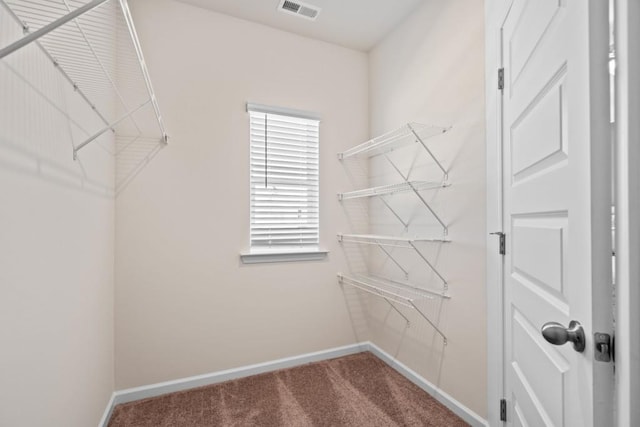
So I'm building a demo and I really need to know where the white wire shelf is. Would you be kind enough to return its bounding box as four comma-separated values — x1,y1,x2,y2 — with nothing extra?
338,233,449,285
0,0,168,161
337,122,449,160
367,274,451,299
338,181,449,200
337,233,450,245
338,273,447,343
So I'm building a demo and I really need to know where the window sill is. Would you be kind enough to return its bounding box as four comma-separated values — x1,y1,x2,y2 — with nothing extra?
240,250,329,264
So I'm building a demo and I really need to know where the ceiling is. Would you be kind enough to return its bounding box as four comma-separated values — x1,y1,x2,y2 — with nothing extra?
174,0,425,52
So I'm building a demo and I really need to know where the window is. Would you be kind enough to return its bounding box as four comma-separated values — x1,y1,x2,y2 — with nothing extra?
241,103,326,264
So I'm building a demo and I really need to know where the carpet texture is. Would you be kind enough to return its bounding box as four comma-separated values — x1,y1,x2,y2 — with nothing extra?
108,352,468,426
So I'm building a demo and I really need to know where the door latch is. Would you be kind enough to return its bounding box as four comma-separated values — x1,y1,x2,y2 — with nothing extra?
594,332,613,362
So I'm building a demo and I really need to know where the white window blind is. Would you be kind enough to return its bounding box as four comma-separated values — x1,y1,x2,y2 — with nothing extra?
249,108,320,253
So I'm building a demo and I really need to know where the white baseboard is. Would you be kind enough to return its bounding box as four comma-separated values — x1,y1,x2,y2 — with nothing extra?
366,342,488,427
99,341,487,427
98,392,116,427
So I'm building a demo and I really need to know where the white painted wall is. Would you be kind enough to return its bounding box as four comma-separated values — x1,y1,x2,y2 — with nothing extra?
367,0,487,418
115,0,370,389
0,5,115,427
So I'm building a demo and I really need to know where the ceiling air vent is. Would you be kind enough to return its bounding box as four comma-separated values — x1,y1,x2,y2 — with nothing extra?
277,0,321,21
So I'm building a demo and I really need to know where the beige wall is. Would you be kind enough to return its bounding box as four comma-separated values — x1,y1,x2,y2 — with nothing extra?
115,0,369,389
0,5,115,427
367,0,487,418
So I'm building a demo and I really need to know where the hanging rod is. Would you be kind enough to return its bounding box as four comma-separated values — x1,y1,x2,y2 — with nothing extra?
338,273,447,344
337,122,450,160
338,181,449,200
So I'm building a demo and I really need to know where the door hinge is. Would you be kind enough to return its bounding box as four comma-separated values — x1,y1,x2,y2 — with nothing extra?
490,232,506,255
498,67,505,90
500,398,507,422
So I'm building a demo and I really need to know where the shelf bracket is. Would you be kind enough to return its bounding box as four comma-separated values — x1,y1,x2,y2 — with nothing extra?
383,154,448,235
407,182,448,234
119,0,169,143
408,241,448,288
376,243,410,279
407,123,448,181
0,0,110,60
409,300,447,344
73,99,152,159
379,196,409,230
384,153,410,181
383,297,411,326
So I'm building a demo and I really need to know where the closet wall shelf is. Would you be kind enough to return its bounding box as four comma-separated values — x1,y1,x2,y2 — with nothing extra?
0,0,168,159
338,181,449,200
367,274,451,299
338,233,449,286
337,122,450,178
338,273,447,343
337,233,450,245
336,121,451,344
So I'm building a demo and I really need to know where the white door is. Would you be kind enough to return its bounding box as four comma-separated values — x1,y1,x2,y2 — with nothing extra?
500,0,614,426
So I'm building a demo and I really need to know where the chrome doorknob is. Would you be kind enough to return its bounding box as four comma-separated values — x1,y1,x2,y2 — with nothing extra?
541,320,585,352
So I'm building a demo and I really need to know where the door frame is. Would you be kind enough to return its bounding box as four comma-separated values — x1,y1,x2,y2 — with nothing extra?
485,1,510,425
613,1,640,425
485,0,640,425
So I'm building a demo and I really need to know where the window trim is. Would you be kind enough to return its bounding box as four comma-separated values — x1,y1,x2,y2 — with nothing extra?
240,249,328,264
242,102,325,264
246,102,322,122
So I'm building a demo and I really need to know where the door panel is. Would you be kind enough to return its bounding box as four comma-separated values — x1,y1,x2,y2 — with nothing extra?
512,218,566,295
509,0,562,90
501,0,613,425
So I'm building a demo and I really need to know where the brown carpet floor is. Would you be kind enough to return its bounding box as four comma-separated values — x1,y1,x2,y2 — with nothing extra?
108,352,468,427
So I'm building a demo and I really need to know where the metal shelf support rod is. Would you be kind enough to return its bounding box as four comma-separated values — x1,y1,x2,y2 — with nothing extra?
383,297,411,325
408,182,448,234
381,151,448,234
408,241,448,287
119,0,168,142
409,300,447,344
384,153,410,181
379,196,409,229
0,0,110,60
408,123,448,179
377,243,410,278
74,99,151,158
